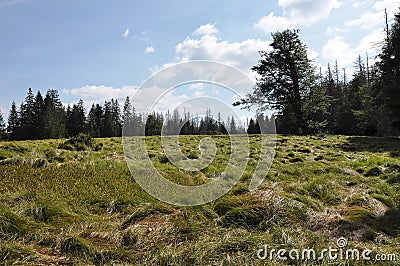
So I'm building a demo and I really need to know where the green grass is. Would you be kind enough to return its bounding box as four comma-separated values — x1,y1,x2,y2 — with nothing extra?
0,135,400,265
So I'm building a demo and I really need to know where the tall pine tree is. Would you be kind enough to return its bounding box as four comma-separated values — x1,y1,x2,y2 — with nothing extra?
235,29,319,134
19,88,36,139
43,90,66,139
7,101,19,139
66,100,86,136
88,103,103,137
0,109,5,139
374,9,400,132
33,91,45,139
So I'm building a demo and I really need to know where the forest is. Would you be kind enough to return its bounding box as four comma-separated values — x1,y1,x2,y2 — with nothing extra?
0,10,399,140
235,10,400,136
0,89,277,140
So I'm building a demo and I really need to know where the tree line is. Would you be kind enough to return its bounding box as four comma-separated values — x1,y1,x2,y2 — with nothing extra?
235,9,400,136
0,89,276,140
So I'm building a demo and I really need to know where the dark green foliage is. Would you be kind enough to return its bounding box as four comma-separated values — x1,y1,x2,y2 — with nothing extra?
0,110,5,140
60,236,94,259
122,96,142,136
233,9,400,136
5,90,254,139
374,11,400,132
66,100,86,137
144,112,163,136
364,167,382,177
42,90,66,139
59,133,102,151
18,88,36,140
235,29,321,134
246,118,259,134
289,157,304,163
6,101,19,138
22,202,80,224
220,205,267,229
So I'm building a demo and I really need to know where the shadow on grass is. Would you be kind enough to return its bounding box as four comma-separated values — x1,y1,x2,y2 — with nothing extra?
371,208,400,236
339,136,400,156
337,208,400,238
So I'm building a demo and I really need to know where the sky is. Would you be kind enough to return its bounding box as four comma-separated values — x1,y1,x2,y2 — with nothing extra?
0,0,399,123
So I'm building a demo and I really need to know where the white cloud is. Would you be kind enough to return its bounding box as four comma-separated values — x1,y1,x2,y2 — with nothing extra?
123,27,130,38
373,0,400,16
145,46,155,54
350,0,367,8
322,36,355,67
326,26,348,36
254,12,297,33
278,0,342,23
344,11,381,30
356,28,385,55
130,86,198,113
321,27,385,70
344,0,399,32
324,0,398,70
0,107,9,121
255,0,342,33
172,25,271,78
192,23,219,36
62,85,137,101
307,48,319,61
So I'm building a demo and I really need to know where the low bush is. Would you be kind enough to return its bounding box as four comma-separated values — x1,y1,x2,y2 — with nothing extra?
58,134,102,151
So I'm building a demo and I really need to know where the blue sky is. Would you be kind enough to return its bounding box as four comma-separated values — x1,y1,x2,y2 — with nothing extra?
0,0,399,122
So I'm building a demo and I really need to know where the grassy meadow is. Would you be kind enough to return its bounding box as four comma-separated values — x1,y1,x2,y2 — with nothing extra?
0,135,400,265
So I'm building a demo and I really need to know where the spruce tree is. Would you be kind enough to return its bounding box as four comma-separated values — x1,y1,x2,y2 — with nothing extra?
33,91,45,139
247,118,258,134
88,104,103,137
111,99,122,136
234,29,319,134
0,109,5,139
43,90,66,139
7,101,19,139
66,100,86,136
123,97,134,136
19,88,36,139
102,101,113,137
375,10,400,132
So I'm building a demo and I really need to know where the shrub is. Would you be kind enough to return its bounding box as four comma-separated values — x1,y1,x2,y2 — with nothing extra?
58,134,101,151
365,167,382,177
